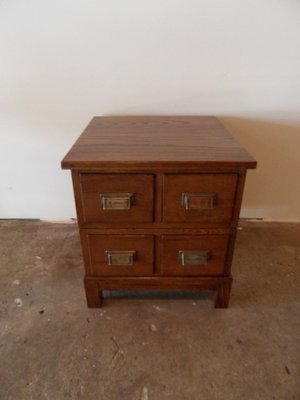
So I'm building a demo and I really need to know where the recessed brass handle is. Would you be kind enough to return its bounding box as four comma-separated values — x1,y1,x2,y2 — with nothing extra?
179,250,211,266
181,192,217,210
105,250,137,266
100,193,135,210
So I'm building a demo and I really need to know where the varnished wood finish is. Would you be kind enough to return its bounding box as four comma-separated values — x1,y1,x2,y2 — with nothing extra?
163,174,237,224
214,277,233,308
85,275,219,291
84,275,233,307
231,170,247,226
79,227,232,235
154,173,164,223
84,278,102,307
160,235,229,276
61,116,257,170
82,233,154,276
62,116,257,308
71,170,85,223
79,173,154,224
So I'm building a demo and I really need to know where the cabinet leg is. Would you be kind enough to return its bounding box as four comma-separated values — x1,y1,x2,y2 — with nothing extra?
84,278,102,308
214,277,232,308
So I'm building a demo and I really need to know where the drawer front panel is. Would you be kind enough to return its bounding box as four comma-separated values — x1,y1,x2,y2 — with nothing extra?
161,235,229,276
86,234,154,276
163,174,237,224
80,174,154,223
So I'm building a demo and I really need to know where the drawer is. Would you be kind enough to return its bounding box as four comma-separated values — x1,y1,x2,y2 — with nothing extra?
79,174,154,224
84,234,154,276
160,235,229,276
163,174,237,224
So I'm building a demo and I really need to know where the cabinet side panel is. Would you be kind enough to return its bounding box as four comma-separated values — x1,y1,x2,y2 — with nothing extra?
79,230,93,275
224,230,237,275
224,170,247,275
231,170,247,226
154,173,163,223
71,170,85,225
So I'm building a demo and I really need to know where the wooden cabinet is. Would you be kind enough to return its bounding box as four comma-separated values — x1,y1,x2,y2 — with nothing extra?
62,116,256,308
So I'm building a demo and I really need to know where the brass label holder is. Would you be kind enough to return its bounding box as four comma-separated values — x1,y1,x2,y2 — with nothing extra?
179,250,211,266
105,250,137,266
181,192,217,210
100,193,135,210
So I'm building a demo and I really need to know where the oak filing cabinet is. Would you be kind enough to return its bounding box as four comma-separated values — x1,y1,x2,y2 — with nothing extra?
61,116,257,308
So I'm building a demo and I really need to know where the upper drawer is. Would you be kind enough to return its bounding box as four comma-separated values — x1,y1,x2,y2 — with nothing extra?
163,174,237,224
79,174,154,224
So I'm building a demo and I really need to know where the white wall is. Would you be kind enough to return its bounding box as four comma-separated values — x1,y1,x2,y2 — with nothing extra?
1,0,300,220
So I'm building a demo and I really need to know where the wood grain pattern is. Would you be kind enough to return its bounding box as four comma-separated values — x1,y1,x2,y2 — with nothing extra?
62,116,257,308
83,233,154,276
231,170,247,226
85,275,218,291
79,173,154,224
80,227,232,235
61,116,257,170
154,173,163,223
71,171,85,224
160,235,229,276
163,173,237,224
84,275,232,308
84,278,102,307
214,277,233,308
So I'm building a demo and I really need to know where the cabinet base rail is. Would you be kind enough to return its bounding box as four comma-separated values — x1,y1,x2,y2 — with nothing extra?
84,275,232,309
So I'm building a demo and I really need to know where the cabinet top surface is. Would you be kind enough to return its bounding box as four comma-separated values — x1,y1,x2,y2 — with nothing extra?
61,116,257,170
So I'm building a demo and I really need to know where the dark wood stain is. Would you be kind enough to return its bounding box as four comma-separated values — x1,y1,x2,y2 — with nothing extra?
62,116,257,308
61,116,257,170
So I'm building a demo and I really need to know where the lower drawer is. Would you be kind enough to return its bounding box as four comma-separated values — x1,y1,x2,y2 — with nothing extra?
160,235,229,276
81,233,154,276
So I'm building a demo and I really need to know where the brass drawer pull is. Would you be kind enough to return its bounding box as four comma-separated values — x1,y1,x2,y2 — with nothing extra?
179,250,211,266
181,192,217,210
105,250,137,266
100,193,135,210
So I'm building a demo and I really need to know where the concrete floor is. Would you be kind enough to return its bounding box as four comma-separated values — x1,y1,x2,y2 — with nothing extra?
0,220,299,400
